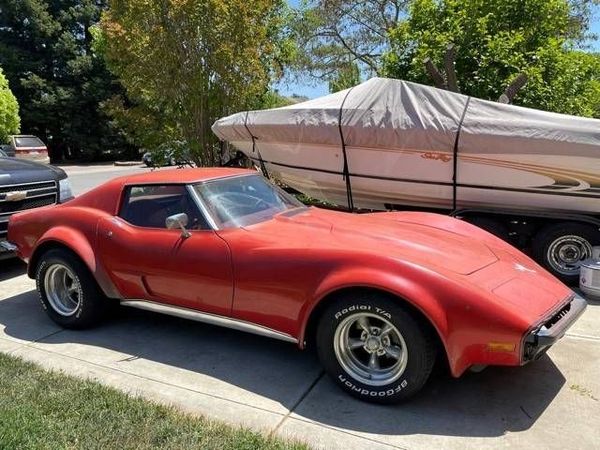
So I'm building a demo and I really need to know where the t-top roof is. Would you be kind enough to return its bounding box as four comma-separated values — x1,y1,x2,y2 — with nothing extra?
118,167,254,185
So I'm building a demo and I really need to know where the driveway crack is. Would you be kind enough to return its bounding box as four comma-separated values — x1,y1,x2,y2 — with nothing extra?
30,328,65,344
270,370,325,437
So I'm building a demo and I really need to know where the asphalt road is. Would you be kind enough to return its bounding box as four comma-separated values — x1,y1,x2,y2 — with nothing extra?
62,164,152,196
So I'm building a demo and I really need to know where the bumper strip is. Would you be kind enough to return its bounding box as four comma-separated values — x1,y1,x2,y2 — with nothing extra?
524,294,587,361
0,240,17,252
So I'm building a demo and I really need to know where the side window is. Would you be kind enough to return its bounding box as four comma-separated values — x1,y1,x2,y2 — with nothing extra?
119,184,209,230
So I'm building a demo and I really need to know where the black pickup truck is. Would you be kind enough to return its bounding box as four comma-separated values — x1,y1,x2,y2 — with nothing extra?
0,155,73,258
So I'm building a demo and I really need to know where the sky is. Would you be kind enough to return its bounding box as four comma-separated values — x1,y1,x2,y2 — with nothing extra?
278,2,600,100
275,0,330,98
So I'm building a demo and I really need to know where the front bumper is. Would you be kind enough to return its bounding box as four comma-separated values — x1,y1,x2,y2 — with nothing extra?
523,294,587,362
0,240,18,260
0,240,17,252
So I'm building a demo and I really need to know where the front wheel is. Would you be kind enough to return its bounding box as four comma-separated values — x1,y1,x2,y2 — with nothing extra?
316,292,436,404
36,248,110,329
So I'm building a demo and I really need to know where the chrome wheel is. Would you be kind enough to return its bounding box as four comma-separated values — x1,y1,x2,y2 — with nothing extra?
333,313,408,386
547,235,592,276
44,264,81,317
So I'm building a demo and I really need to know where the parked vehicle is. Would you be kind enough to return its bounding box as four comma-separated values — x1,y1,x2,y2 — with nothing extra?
6,168,585,403
0,154,73,259
213,78,600,284
3,135,50,164
142,141,193,168
142,151,180,168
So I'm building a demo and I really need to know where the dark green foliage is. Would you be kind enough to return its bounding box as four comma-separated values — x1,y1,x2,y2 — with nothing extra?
382,0,600,117
0,0,134,161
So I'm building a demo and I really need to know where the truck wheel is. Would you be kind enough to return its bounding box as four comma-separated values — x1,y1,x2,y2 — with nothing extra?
532,222,599,285
36,248,109,329
316,292,436,404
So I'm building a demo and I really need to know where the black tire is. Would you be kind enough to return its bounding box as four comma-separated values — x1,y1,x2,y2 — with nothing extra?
532,222,600,285
36,248,110,329
316,291,436,404
465,216,510,241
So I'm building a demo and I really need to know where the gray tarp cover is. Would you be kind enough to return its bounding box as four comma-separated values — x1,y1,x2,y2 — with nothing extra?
212,77,600,158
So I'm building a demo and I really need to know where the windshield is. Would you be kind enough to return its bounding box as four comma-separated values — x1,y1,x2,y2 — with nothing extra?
14,136,45,148
193,174,305,228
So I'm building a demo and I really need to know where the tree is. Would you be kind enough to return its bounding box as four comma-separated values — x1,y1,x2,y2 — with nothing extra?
382,0,600,116
99,0,287,166
290,0,410,82
328,61,361,92
0,0,132,161
259,90,297,109
0,67,20,143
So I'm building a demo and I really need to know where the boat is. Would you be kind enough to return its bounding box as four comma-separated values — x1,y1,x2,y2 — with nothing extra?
212,77,600,215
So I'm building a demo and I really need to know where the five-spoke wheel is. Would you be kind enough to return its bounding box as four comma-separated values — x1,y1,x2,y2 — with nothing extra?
317,291,436,403
36,248,111,328
334,313,408,386
44,264,81,317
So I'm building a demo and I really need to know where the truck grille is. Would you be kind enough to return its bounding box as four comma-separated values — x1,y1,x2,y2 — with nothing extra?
0,180,57,238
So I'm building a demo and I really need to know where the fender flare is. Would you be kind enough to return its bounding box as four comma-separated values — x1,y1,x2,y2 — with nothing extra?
298,266,451,357
28,226,121,299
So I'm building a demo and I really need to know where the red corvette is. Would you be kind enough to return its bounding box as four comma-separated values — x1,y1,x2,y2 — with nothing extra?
7,168,586,403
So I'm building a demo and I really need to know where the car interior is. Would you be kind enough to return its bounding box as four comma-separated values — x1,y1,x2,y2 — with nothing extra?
120,185,209,230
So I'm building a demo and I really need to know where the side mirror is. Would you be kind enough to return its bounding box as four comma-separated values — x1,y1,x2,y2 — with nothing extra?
166,213,191,239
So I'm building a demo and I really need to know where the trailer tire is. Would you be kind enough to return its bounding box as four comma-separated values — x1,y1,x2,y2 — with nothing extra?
532,222,600,285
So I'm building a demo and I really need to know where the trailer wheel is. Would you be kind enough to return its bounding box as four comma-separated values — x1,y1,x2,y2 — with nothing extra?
532,222,599,285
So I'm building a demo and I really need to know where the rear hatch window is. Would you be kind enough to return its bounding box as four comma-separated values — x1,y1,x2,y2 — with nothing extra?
14,137,46,148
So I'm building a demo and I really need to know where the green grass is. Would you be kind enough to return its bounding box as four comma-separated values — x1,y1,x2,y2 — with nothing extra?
0,353,308,450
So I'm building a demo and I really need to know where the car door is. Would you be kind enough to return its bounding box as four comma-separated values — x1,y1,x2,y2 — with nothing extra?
96,184,233,316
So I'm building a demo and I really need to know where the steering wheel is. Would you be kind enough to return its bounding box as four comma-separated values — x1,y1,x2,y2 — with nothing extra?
207,192,273,224
211,192,271,212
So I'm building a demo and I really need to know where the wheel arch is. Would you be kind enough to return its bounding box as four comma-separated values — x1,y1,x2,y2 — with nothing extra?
300,278,452,373
28,228,120,299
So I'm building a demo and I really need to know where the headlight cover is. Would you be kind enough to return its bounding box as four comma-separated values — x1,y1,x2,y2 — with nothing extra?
59,178,74,202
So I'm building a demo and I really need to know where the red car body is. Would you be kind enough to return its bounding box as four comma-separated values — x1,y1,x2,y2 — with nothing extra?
7,168,584,379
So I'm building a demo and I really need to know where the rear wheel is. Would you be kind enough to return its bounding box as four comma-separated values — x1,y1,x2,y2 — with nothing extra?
532,222,599,285
36,248,110,329
316,292,436,404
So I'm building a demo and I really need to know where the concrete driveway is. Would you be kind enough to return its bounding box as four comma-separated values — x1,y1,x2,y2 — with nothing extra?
1,257,599,450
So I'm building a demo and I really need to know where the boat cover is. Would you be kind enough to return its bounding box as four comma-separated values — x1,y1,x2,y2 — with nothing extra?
212,77,600,161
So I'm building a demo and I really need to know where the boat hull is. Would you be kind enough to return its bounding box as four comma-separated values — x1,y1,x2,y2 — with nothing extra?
229,139,600,214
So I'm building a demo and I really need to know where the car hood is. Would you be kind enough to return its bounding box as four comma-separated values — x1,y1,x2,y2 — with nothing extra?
0,157,66,184
259,208,498,275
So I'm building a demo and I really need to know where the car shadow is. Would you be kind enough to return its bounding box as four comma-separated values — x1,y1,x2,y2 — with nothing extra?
0,290,566,438
291,356,566,437
0,258,27,282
